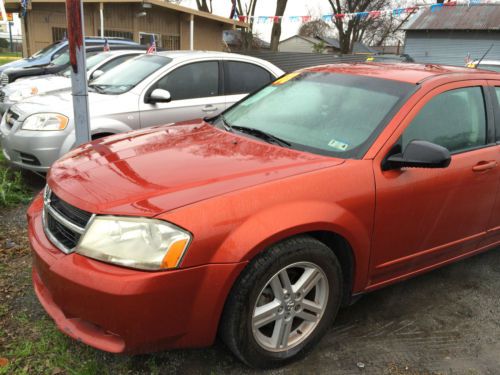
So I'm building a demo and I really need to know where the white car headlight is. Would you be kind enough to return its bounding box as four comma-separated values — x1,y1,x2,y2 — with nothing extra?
76,216,192,271
9,87,39,102
21,113,69,131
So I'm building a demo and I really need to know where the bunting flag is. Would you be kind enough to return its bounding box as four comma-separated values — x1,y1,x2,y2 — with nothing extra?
234,0,495,24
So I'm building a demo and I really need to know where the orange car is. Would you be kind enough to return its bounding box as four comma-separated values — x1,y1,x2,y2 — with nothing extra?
27,63,500,368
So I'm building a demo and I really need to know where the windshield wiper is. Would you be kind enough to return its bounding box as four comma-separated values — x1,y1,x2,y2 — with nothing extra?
231,125,291,148
88,84,106,94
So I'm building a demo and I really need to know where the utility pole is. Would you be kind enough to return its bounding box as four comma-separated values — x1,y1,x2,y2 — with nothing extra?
65,0,91,147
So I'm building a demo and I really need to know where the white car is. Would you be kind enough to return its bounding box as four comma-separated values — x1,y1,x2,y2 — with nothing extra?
0,50,146,114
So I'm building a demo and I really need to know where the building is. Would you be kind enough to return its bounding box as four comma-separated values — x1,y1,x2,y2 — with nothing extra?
4,0,247,57
278,34,375,55
404,4,500,66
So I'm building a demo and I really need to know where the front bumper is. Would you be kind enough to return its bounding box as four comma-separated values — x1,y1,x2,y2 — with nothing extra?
27,196,246,353
0,119,68,172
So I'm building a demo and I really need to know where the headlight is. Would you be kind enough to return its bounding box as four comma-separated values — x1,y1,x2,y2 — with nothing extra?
21,113,69,131
76,216,192,271
9,87,39,102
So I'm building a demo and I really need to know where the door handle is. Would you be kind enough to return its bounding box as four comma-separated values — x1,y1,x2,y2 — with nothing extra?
202,105,218,113
472,161,498,172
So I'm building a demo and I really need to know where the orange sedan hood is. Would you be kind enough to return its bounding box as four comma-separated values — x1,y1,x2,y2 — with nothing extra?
48,121,343,217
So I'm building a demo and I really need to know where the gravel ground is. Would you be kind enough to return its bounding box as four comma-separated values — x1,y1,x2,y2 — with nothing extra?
0,178,499,374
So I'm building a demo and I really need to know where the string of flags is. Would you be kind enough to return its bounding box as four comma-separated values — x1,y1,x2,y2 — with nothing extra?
235,0,495,24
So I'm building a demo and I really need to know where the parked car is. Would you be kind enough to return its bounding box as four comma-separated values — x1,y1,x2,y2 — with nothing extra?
0,51,284,172
467,59,500,72
366,53,414,63
28,63,500,367
0,43,144,87
0,49,147,114
0,37,138,75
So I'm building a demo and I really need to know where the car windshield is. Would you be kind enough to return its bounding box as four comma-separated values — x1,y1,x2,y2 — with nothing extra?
221,71,414,159
61,53,111,77
88,54,171,95
29,42,62,59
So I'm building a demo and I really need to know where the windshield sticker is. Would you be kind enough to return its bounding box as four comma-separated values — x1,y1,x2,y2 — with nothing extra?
327,139,349,151
272,72,301,86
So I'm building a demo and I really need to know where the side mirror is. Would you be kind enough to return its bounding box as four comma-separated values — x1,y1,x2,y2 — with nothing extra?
148,88,171,104
382,140,451,171
90,69,104,80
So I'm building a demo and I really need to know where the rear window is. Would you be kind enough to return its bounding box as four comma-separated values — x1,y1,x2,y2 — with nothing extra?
224,61,274,95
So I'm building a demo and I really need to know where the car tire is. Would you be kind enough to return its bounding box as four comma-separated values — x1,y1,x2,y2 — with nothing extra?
219,235,343,368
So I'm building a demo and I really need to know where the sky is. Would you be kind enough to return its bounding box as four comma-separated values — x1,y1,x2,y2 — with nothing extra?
181,0,332,42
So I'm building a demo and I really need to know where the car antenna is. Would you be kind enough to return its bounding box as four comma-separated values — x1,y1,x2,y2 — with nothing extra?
476,43,494,67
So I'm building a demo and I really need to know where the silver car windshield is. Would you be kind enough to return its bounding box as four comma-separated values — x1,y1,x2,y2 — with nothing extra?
221,71,414,159
61,53,111,77
88,54,172,95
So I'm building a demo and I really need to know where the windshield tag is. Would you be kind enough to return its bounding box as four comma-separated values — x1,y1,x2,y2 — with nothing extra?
327,139,349,151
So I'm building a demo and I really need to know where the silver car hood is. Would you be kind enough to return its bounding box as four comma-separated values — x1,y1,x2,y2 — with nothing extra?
2,75,71,97
10,90,136,120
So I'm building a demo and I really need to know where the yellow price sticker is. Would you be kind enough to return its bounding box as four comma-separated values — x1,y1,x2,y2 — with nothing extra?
272,72,301,85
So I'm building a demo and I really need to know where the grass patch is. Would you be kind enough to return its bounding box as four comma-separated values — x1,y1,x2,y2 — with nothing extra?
0,153,32,207
0,52,21,66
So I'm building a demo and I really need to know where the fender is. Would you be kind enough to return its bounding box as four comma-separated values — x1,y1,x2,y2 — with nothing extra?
206,200,371,293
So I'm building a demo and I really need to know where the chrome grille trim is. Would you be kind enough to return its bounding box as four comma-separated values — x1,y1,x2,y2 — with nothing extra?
42,185,95,254
0,73,9,86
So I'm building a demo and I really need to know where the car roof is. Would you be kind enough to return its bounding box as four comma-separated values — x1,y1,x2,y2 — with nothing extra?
155,50,277,65
303,63,498,84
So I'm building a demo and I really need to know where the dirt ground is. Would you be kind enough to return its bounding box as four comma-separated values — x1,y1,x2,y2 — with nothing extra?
0,177,499,374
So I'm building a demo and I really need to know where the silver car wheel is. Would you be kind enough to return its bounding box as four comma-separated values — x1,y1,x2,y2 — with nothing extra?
251,261,329,352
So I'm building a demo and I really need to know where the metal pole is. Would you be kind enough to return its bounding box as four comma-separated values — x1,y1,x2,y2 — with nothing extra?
189,14,194,51
99,2,104,38
8,21,13,52
66,0,91,147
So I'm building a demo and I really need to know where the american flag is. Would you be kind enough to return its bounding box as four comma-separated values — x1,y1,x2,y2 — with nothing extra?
147,35,157,54
103,38,110,52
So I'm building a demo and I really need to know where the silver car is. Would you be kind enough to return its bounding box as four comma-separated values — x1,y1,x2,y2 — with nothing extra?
0,50,146,114
0,51,284,172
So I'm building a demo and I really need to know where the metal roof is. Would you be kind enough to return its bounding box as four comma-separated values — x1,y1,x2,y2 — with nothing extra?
405,4,500,31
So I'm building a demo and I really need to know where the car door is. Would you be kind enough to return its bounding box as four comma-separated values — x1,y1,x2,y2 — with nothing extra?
222,60,277,109
480,82,500,247
138,60,224,128
370,81,498,287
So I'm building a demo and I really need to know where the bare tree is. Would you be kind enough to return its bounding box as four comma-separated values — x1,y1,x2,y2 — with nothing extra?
327,0,389,53
298,19,332,38
195,0,212,13
236,0,258,51
269,0,288,51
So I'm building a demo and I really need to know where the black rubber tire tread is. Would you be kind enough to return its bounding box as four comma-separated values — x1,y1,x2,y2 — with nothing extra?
219,235,343,369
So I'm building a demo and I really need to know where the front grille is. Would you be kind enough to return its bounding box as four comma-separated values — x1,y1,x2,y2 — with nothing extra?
0,73,9,86
18,152,41,166
50,192,92,227
43,186,94,253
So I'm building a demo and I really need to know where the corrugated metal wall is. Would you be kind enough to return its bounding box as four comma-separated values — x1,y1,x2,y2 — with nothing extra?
404,31,500,66
238,51,367,72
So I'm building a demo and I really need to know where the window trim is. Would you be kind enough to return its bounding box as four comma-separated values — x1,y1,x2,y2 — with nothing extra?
486,83,500,143
143,60,223,103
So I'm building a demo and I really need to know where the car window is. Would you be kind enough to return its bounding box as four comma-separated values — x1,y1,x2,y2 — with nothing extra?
224,61,273,95
402,87,487,153
496,87,500,104
98,54,138,73
30,43,63,59
155,61,219,101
